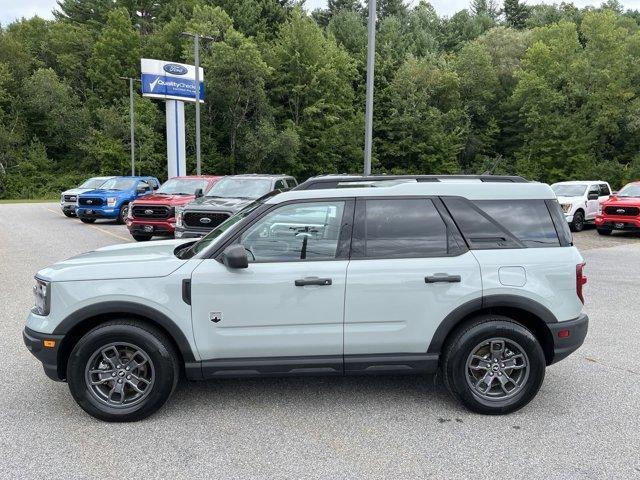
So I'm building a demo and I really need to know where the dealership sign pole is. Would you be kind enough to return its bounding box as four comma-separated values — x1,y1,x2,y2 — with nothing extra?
140,59,204,178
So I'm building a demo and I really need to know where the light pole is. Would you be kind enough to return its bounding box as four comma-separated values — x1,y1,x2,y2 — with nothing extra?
181,32,215,176
363,0,376,176
120,76,140,176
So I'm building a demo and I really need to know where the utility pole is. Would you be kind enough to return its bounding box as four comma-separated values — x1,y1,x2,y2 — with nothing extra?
181,32,215,176
363,0,376,176
120,77,140,176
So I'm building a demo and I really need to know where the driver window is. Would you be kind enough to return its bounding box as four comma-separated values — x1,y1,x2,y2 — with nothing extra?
137,181,151,192
588,186,599,196
238,201,346,262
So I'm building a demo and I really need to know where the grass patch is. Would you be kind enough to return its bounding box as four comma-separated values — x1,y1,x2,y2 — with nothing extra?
0,198,58,204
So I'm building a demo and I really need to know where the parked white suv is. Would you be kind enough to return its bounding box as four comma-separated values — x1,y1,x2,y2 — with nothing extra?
24,177,589,421
551,181,612,231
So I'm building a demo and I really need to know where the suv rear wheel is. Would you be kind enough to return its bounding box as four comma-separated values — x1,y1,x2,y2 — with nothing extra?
67,320,179,422
442,315,546,415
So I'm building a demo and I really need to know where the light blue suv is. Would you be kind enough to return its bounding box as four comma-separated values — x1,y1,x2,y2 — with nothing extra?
75,176,160,224
24,176,588,421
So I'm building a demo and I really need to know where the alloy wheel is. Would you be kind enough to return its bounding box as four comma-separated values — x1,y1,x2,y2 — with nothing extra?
84,342,155,407
465,338,529,401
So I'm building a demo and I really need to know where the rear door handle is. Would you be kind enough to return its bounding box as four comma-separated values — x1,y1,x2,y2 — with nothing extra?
295,277,332,287
425,274,461,284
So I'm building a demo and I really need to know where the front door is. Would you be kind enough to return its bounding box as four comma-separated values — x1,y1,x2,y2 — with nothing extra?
586,184,600,219
343,198,482,367
190,199,353,374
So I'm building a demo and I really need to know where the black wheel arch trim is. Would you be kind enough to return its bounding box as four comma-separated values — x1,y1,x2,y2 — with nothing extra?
53,301,196,363
427,295,558,355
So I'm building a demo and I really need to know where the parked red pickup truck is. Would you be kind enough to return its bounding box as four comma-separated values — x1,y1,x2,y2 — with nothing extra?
126,176,221,241
595,181,640,235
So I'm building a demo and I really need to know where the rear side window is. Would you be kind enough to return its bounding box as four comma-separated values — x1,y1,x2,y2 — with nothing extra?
443,197,561,248
352,199,456,258
474,200,560,247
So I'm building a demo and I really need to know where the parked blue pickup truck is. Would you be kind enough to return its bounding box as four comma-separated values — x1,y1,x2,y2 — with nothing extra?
76,176,161,224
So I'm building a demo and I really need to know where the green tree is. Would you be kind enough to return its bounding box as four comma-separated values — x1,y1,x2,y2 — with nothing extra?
504,0,530,29
268,8,359,176
87,7,140,103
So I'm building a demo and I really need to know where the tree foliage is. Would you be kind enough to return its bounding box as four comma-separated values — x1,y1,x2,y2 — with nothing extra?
2,0,640,198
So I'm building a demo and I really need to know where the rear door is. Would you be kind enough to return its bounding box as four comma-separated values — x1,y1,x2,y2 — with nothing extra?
343,197,482,369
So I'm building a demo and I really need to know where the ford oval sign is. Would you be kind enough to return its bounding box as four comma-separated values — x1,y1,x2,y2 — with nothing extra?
163,63,188,75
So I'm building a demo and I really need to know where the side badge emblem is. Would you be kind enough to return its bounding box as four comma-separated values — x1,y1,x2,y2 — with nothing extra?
209,312,222,323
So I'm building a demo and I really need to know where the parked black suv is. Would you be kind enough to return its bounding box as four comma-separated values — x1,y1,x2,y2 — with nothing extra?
175,174,298,239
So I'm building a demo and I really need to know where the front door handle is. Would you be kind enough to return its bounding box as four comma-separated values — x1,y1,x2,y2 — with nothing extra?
425,274,461,284
295,277,332,287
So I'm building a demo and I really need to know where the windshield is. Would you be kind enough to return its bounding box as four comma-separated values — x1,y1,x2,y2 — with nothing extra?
180,201,264,259
99,178,136,191
617,184,640,198
158,178,209,195
551,184,587,197
206,177,272,199
79,177,109,189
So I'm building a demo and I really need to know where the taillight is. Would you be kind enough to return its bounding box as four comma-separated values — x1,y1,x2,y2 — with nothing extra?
576,262,587,304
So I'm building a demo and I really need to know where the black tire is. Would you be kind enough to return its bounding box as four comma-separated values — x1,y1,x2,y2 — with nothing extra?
442,315,546,415
569,210,585,232
597,228,612,236
80,218,96,224
132,234,152,242
116,203,129,224
67,320,180,422
63,210,75,218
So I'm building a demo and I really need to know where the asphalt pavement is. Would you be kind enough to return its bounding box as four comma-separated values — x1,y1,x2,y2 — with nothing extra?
0,203,638,479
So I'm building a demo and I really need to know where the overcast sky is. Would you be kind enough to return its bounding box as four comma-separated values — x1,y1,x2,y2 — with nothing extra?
1,0,640,26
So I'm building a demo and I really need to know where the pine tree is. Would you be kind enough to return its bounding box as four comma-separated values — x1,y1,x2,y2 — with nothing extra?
504,0,530,29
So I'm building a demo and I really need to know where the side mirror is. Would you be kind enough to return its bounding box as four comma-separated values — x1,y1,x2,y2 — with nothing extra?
194,188,204,198
587,193,599,200
221,244,248,269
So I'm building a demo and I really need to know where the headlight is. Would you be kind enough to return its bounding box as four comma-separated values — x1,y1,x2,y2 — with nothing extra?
32,278,51,316
127,202,135,219
597,203,603,215
60,194,64,204
560,203,572,213
107,197,117,207
175,207,184,227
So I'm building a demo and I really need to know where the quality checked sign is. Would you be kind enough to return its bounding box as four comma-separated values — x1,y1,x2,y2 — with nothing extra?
140,59,205,103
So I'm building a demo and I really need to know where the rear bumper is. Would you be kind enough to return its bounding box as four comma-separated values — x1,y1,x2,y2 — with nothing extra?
548,313,588,365
76,207,118,219
23,327,65,381
126,218,176,236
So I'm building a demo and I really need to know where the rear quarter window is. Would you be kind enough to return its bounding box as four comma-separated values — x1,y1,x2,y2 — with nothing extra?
474,200,560,248
443,197,563,249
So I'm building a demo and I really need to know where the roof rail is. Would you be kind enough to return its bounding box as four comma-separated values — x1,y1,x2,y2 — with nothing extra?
298,174,529,184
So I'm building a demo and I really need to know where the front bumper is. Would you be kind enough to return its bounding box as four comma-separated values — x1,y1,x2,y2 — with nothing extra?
23,327,65,381
174,226,209,239
76,207,118,219
548,313,588,364
60,202,77,213
595,216,640,232
126,218,176,237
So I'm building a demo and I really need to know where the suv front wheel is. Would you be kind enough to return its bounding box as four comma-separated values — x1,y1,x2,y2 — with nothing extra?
67,320,179,422
442,315,546,415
